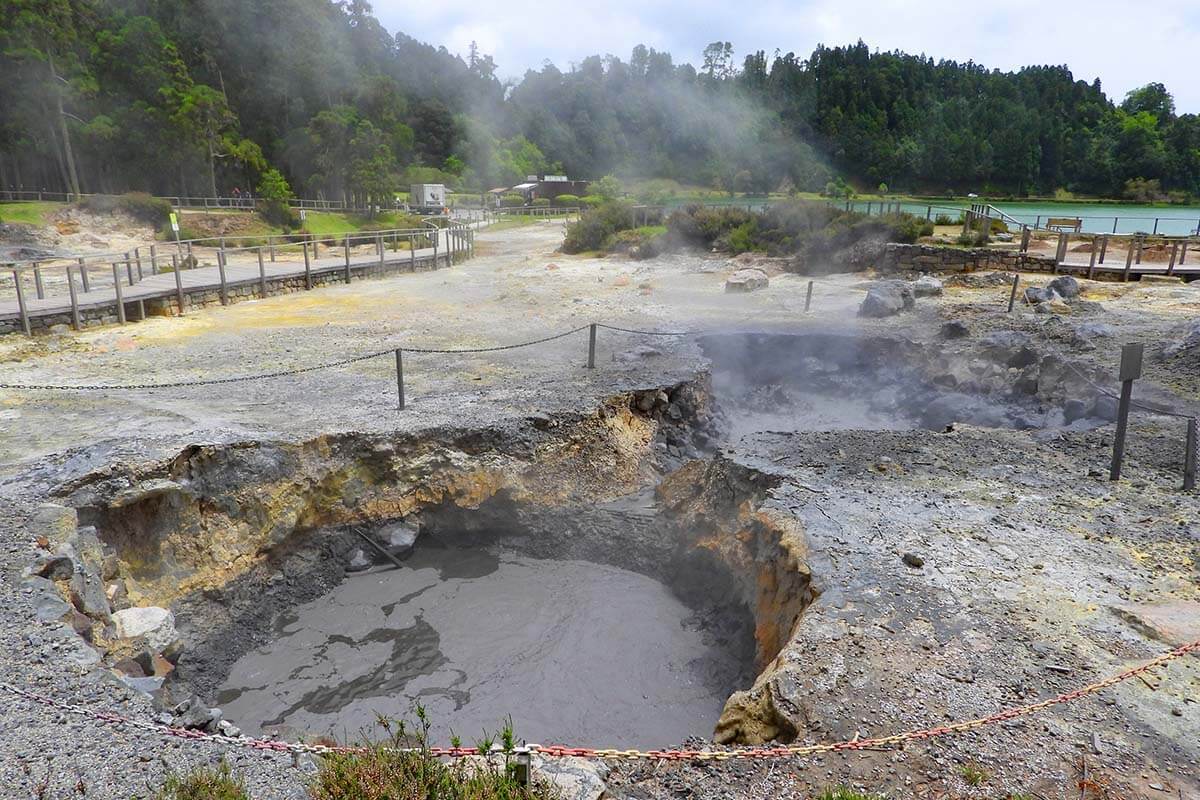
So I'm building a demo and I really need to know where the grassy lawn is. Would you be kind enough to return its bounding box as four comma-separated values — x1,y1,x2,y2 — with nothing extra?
300,210,423,235
485,216,544,232
0,201,66,225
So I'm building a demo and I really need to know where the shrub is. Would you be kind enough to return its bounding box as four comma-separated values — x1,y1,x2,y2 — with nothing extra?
881,212,934,243
499,193,524,208
957,231,990,246
311,709,559,800
561,200,634,253
154,762,248,800
727,220,763,253
552,194,579,207
532,197,550,207
578,194,606,208
933,213,955,226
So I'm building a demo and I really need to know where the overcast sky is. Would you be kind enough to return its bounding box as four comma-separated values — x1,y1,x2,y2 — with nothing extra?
373,0,1200,112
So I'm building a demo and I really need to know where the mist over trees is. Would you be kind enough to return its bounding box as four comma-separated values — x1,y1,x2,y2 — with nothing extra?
2,0,1198,202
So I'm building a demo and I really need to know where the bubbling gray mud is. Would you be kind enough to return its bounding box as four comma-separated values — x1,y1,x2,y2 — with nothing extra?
215,541,748,748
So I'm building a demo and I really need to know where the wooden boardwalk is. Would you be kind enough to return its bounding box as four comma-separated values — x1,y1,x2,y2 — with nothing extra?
1,226,470,335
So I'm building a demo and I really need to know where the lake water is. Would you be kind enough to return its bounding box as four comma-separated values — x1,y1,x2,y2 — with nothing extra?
851,199,1200,236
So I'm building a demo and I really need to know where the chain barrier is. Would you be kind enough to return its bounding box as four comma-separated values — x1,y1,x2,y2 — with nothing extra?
2,637,1196,763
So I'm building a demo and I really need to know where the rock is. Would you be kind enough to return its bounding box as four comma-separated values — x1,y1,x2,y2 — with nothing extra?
21,576,74,622
66,609,95,640
345,548,372,572
939,321,970,339
217,720,242,738
859,280,915,318
902,552,925,568
1062,399,1090,424
109,479,191,509
1035,297,1072,315
724,268,769,293
534,756,609,800
910,276,943,297
377,521,419,558
113,657,147,678
69,562,111,621
1074,322,1115,341
635,391,656,413
1047,275,1080,299
121,676,165,695
173,695,219,731
1024,286,1060,305
1162,321,1200,359
111,607,179,652
994,232,1014,242
27,504,78,548
1091,395,1119,422
28,553,74,581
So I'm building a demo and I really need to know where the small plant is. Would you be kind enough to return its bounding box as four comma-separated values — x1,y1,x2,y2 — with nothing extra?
154,761,249,800
960,762,991,787
816,788,887,800
933,213,955,226
309,706,559,800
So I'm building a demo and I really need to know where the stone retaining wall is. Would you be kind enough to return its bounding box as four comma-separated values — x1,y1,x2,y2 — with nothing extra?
2,251,454,336
879,243,1056,274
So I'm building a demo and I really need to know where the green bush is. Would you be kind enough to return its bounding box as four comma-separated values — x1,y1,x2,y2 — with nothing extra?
311,710,559,800
154,762,248,800
499,193,525,208
956,231,990,246
881,212,934,243
552,194,579,207
532,197,550,207
578,195,606,208
561,200,635,253
727,220,764,254
933,213,956,226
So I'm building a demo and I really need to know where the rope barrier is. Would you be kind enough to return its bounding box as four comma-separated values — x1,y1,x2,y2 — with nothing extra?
1,637,1196,762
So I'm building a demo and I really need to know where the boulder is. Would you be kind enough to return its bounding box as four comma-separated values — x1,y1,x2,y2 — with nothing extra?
859,280,914,318
28,553,74,581
27,504,78,548
910,276,943,297
1024,286,1061,305
69,566,112,621
377,521,420,558
724,268,769,293
1062,399,1090,424
111,606,179,652
1047,275,1080,299
21,576,73,622
1162,321,1200,359
345,548,372,572
534,757,609,800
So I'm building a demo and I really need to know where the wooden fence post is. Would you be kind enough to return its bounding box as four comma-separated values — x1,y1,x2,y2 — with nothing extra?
78,257,89,293
344,235,352,283
32,262,44,299
149,244,158,275
67,266,81,330
258,247,267,295
1167,241,1178,276
302,240,312,289
587,323,597,369
395,349,405,410
217,249,228,305
1099,235,1109,264
12,269,30,335
1123,238,1134,282
410,233,416,270
1008,273,1020,313
1110,343,1143,481
111,263,126,324
805,280,814,312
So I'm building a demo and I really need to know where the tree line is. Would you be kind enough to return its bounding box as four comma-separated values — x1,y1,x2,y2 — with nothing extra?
2,1,1196,205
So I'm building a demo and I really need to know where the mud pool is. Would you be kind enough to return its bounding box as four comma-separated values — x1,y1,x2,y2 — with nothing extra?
215,539,750,748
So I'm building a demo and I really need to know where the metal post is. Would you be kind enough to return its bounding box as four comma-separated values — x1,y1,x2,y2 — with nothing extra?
302,240,312,289
1110,343,1143,482
1185,418,1197,491
258,247,267,295
344,235,352,283
111,263,126,324
1153,218,1159,236
1008,273,1020,312
395,348,405,409
1035,215,1041,229
12,269,30,335
1112,218,1119,235
805,280,814,312
587,323,597,369
78,257,89,293
67,266,80,330
172,254,184,314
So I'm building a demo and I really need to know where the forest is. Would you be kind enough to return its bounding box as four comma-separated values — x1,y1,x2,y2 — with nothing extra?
3,0,1198,204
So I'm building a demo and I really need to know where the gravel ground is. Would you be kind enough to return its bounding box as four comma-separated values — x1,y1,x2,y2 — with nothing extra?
1,222,1198,798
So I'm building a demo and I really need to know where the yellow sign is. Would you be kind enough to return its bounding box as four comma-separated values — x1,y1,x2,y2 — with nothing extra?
169,212,179,232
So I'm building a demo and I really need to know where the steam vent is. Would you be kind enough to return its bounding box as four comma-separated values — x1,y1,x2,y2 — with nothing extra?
2,16,1200,797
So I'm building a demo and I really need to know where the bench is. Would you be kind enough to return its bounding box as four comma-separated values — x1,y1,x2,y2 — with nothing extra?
1046,217,1082,233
